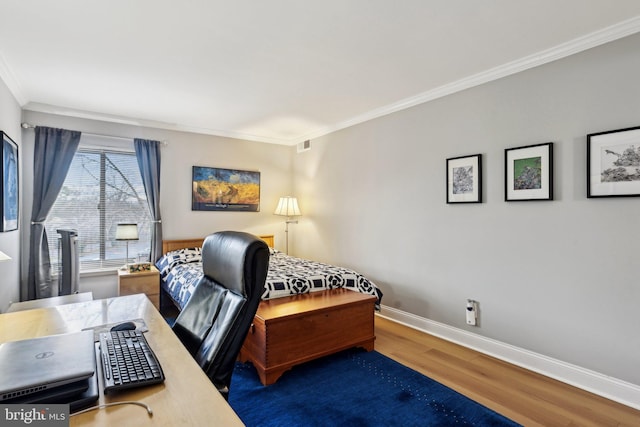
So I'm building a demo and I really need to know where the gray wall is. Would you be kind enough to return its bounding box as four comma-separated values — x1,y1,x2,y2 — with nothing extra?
292,33,640,386
0,77,22,311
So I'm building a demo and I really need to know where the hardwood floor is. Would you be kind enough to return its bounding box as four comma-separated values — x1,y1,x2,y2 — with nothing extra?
374,315,640,427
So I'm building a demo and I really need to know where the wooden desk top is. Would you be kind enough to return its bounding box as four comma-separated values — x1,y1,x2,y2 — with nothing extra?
6,292,93,313
0,294,244,427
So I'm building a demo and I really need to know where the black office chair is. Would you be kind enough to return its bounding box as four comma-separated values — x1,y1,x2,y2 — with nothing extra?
171,231,269,398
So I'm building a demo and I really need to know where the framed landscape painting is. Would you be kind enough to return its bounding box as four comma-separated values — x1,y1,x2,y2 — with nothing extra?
587,126,640,198
505,142,553,201
446,154,482,203
1,131,18,232
192,166,260,212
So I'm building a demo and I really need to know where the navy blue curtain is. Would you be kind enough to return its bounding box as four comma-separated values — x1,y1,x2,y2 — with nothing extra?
134,139,163,262
26,127,81,300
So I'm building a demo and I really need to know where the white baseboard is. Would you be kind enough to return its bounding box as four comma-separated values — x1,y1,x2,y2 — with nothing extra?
377,305,640,411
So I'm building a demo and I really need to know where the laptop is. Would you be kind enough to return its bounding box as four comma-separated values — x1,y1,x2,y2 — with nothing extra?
0,330,95,402
16,366,99,412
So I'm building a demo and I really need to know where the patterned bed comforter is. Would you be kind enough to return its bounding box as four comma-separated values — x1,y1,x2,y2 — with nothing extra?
156,248,382,311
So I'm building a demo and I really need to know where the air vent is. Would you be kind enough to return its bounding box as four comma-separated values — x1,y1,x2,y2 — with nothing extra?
297,140,311,153
3,384,47,400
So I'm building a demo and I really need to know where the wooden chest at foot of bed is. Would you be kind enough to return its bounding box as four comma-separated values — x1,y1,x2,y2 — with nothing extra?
239,288,376,385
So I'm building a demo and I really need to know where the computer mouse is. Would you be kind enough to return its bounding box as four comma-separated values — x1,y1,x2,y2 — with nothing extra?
110,321,137,332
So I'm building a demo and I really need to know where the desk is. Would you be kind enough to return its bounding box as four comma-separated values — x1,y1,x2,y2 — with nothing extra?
6,292,93,312
0,294,244,427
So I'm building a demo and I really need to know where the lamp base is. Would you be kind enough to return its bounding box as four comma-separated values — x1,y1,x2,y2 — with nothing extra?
283,218,298,255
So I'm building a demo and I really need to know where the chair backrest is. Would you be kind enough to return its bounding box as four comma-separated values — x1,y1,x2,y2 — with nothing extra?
171,231,269,394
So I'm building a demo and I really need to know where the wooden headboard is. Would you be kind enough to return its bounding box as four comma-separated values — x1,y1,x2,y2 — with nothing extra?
162,234,274,254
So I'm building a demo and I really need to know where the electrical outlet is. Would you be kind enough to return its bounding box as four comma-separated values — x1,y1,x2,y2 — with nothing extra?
466,299,478,326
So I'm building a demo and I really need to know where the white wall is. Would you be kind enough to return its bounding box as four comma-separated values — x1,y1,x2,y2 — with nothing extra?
19,111,293,299
0,77,22,311
292,32,640,388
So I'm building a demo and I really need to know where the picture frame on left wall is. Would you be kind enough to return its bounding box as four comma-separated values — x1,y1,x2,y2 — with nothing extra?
0,131,18,232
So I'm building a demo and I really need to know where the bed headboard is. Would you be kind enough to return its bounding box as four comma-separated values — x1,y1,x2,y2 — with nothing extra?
162,234,274,254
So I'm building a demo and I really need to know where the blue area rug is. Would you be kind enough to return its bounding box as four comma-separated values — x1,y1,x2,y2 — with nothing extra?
228,349,521,427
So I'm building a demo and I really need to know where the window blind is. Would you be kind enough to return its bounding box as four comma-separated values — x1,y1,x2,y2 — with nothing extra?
45,142,151,272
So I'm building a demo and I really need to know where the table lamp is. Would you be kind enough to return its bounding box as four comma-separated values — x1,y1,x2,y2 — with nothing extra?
115,223,138,268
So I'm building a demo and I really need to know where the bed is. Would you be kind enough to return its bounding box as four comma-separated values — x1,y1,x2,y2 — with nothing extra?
157,234,382,312
157,234,382,384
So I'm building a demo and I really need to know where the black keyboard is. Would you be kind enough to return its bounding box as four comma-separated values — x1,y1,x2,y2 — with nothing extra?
98,330,164,393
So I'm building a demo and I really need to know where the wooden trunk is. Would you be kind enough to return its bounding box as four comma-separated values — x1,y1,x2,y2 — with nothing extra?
239,288,376,385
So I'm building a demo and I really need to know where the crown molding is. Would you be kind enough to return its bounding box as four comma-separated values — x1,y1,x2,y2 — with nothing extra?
23,102,287,145
0,50,26,106
293,15,640,145
12,15,640,146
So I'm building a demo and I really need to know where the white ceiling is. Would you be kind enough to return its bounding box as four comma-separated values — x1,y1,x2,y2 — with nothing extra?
1,1,640,145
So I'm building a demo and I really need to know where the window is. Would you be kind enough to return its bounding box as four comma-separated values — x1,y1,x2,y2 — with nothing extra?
45,136,151,272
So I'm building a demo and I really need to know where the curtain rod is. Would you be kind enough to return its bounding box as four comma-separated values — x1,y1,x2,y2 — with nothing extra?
21,122,168,146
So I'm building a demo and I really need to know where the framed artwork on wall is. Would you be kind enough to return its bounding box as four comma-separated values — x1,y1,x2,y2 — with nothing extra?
192,166,261,212
587,125,640,198
1,131,18,232
446,154,482,203
505,142,553,201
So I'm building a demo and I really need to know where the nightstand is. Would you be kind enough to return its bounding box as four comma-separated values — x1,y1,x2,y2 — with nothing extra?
118,266,160,310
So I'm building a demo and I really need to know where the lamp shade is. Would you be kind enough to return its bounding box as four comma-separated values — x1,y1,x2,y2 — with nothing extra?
115,223,139,241
274,197,301,217
0,250,11,262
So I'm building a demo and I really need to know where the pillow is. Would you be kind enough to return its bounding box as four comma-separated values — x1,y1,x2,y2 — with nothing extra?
156,247,202,277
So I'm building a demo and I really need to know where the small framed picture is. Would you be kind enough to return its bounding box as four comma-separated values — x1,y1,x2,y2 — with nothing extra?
446,154,482,204
1,131,18,232
587,126,640,198
505,142,553,201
